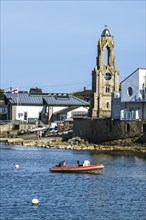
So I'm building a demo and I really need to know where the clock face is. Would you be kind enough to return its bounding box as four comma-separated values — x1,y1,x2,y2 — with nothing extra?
104,72,112,80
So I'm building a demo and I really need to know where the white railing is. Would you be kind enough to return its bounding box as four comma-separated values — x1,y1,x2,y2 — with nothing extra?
71,111,88,116
120,108,141,120
72,111,88,118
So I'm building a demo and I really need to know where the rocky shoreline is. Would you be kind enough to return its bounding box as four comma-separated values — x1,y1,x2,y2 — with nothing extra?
0,135,146,154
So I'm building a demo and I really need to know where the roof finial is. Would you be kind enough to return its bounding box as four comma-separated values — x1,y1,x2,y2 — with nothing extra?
101,25,111,37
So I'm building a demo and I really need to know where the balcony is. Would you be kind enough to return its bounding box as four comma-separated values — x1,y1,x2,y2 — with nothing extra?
120,107,141,121
72,111,88,118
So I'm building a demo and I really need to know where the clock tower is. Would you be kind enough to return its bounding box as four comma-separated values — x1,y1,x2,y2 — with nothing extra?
89,26,120,118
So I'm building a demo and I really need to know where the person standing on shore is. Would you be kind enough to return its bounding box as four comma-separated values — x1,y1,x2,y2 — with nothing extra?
39,130,42,139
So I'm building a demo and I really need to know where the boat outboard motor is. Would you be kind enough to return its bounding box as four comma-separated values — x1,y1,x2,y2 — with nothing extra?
83,160,90,166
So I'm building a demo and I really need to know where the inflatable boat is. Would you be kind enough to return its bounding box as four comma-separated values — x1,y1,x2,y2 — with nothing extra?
49,160,104,174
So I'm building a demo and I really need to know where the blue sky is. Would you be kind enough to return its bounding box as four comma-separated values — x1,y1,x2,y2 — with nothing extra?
1,0,146,93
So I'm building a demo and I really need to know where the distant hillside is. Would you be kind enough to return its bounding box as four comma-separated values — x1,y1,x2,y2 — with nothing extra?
72,89,91,102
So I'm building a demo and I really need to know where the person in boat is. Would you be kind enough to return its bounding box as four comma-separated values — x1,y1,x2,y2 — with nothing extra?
58,160,66,167
77,160,82,166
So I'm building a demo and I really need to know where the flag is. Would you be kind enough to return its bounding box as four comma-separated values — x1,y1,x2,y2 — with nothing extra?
12,88,18,93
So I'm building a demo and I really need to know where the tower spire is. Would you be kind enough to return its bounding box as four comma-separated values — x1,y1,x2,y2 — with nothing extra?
89,27,120,118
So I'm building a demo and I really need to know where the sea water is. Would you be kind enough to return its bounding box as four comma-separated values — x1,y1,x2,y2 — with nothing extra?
0,144,146,220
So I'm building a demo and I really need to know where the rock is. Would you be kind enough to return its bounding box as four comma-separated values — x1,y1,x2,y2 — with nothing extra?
0,135,145,154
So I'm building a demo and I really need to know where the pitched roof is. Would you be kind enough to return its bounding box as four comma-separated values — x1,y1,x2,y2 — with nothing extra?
120,68,146,84
43,94,89,106
4,93,43,105
4,93,90,107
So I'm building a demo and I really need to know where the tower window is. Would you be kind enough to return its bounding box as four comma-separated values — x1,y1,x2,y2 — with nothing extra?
106,87,110,93
104,73,112,80
104,47,109,66
106,102,109,108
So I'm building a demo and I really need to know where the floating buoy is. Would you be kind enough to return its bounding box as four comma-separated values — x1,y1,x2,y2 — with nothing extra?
15,164,19,169
32,198,39,206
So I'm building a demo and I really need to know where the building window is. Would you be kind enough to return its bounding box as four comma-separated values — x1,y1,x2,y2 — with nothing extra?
18,113,23,118
106,102,109,108
127,87,133,96
24,112,28,120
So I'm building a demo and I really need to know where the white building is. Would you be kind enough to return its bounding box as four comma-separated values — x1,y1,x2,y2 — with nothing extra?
112,68,146,120
4,92,89,124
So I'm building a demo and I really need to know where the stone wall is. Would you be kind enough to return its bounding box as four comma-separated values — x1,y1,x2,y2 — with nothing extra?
0,123,36,134
73,118,146,143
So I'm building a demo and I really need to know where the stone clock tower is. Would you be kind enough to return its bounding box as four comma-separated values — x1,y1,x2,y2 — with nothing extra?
89,26,120,118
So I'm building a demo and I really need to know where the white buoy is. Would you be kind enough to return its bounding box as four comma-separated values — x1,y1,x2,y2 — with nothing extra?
15,164,19,170
32,198,39,206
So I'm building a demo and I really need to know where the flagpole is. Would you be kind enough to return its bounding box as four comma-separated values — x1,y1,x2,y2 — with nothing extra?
12,88,19,120
17,92,18,120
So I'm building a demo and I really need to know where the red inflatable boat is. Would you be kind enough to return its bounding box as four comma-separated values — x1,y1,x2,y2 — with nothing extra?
49,160,104,174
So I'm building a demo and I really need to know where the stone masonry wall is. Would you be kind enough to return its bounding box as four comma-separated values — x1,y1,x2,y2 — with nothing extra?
73,118,145,143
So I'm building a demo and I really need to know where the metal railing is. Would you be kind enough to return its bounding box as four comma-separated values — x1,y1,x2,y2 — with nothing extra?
130,87,146,102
